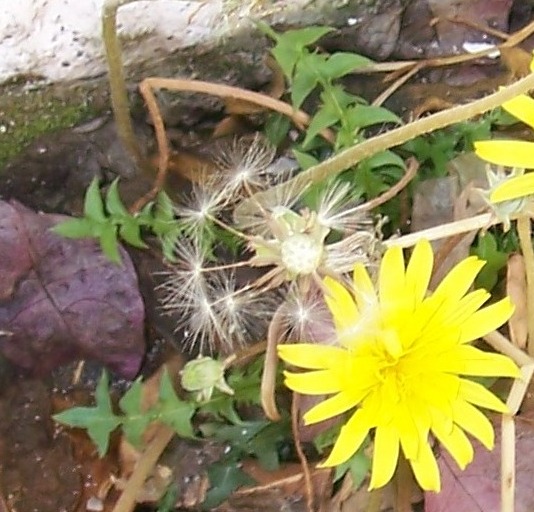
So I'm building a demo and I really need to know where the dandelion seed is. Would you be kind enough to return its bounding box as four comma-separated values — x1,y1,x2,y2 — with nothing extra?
325,231,378,273
157,238,208,312
215,134,276,197
280,286,336,343
159,249,273,353
315,182,371,233
174,171,227,242
208,272,274,351
233,163,306,236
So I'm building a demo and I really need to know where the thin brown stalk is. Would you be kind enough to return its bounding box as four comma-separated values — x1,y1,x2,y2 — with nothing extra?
102,0,152,174
365,489,383,512
501,414,515,512
140,77,335,140
441,16,510,40
516,216,534,356
292,393,315,512
357,158,418,212
261,303,285,421
372,63,424,107
394,453,414,512
111,424,175,512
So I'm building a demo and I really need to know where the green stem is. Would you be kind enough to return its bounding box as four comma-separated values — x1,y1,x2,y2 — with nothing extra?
238,71,534,218
516,216,534,356
102,0,152,174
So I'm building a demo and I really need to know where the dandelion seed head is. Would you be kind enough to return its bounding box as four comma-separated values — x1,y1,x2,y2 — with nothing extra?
159,260,273,354
215,134,276,196
280,233,324,275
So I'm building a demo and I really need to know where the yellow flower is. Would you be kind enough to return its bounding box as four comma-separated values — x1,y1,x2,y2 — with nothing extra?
475,57,534,202
278,240,519,492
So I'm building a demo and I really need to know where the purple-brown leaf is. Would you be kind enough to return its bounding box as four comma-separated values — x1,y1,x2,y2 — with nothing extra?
426,415,534,512
0,200,145,378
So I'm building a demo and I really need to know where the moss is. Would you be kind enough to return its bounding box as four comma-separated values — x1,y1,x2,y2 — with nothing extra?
0,81,100,170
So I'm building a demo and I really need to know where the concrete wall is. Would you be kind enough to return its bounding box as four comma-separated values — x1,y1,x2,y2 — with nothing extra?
1,0,339,85
0,0,233,83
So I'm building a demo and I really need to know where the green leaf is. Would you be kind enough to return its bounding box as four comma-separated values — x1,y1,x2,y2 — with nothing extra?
345,104,402,130
155,192,175,222
119,218,147,249
99,223,122,264
270,26,334,79
157,369,196,438
278,25,334,49
51,218,97,238
157,483,179,512
321,52,372,80
119,379,152,448
53,371,121,457
326,84,363,109
303,102,340,148
471,232,508,290
203,462,255,510
291,53,324,109
264,113,291,147
105,179,129,217
84,177,106,222
362,149,406,170
333,439,371,488
248,419,291,470
293,149,319,170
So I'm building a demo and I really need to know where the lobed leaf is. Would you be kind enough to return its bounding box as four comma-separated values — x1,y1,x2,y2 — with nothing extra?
84,177,106,222
321,52,373,80
53,372,121,456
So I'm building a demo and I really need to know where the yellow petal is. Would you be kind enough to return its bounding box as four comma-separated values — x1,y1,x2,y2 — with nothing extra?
278,343,347,369
323,276,359,334
459,297,514,343
432,419,473,470
395,405,422,461
410,439,441,492
284,370,342,395
435,345,520,378
405,239,433,305
320,408,372,467
474,140,534,170
490,172,534,203
304,390,364,424
423,289,489,340
369,424,400,489
458,378,509,413
415,373,458,416
379,245,405,306
431,256,485,304
502,93,534,129
352,263,377,311
452,400,494,449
